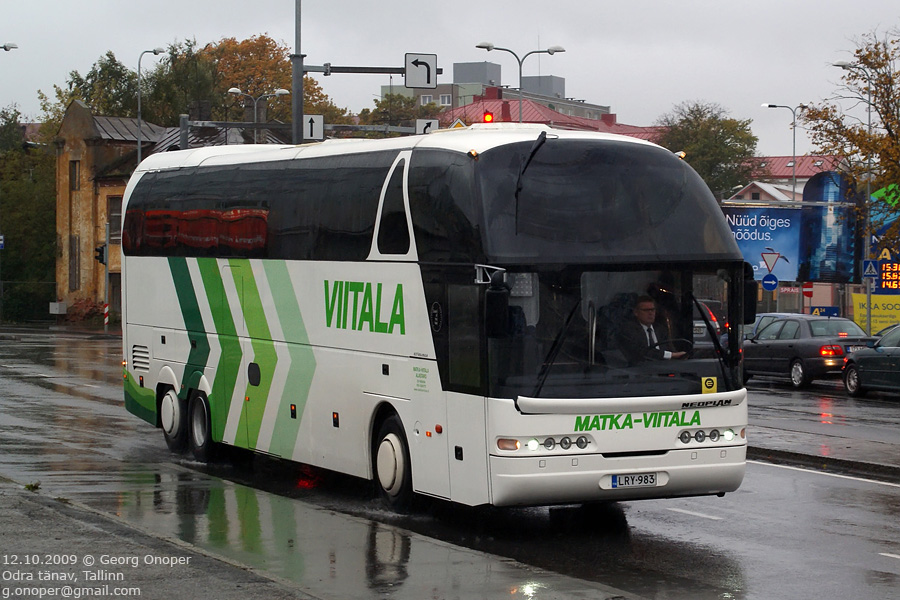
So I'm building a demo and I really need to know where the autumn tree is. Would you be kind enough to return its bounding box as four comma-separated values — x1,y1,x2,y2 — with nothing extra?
655,101,759,199
800,28,900,250
40,35,350,131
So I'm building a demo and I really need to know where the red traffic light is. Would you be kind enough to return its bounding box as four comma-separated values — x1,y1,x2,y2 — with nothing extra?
483,111,494,123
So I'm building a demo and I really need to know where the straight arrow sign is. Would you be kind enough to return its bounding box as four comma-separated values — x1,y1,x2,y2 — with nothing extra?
304,114,324,141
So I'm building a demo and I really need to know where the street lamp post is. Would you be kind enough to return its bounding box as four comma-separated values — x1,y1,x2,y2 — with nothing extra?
1,43,17,52
761,103,805,201
228,88,291,143
137,47,165,165
475,42,565,123
834,60,874,334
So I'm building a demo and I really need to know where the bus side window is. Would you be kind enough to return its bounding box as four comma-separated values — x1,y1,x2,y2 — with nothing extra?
376,160,411,255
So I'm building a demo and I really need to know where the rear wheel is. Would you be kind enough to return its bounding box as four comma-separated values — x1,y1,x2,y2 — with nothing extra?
160,388,188,453
373,415,413,511
790,359,811,388
188,392,217,462
843,363,866,397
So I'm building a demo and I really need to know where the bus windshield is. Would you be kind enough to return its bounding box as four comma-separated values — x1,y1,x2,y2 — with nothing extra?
488,265,742,399
476,138,738,265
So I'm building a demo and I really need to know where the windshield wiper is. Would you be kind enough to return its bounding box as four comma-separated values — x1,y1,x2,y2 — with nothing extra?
515,130,548,233
532,298,581,397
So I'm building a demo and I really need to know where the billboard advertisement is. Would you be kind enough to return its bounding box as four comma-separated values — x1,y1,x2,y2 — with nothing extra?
723,207,800,281
796,172,859,283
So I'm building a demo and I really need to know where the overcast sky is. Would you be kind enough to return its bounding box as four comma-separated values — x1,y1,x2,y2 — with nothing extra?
2,1,898,156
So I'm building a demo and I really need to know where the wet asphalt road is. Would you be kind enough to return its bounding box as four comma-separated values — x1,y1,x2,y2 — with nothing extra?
0,330,898,599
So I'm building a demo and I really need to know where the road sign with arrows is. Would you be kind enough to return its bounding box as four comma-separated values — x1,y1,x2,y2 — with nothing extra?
304,114,324,141
405,53,438,89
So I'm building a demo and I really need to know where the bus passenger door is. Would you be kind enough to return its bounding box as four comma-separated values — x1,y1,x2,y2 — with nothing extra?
423,273,490,505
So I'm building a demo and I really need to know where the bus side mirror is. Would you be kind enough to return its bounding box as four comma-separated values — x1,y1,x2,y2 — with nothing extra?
485,272,510,338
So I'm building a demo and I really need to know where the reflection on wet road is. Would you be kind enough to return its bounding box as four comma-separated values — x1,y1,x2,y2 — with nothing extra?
1,332,898,599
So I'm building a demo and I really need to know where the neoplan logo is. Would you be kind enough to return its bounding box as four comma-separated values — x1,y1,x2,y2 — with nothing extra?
324,280,405,334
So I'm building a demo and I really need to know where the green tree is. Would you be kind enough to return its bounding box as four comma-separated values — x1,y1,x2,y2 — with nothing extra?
655,101,759,199
801,28,900,250
38,51,137,137
0,106,56,322
359,94,442,126
0,105,24,152
142,40,219,126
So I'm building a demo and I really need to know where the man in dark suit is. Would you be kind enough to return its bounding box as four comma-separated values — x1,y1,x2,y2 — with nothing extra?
617,295,687,365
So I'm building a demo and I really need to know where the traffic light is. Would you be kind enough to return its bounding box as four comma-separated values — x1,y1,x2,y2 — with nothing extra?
483,111,494,123
94,244,107,265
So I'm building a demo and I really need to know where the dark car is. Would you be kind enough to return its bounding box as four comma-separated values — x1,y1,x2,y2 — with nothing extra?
743,315,876,388
842,324,900,396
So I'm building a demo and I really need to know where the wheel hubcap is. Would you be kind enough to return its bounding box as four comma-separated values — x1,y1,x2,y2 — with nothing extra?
160,391,178,435
376,433,404,496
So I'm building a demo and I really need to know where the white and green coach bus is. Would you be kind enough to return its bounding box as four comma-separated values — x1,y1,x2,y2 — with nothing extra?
122,124,756,509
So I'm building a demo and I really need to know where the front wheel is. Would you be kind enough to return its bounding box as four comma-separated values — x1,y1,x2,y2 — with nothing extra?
843,364,866,397
373,415,413,511
188,392,217,462
790,359,811,388
160,388,188,453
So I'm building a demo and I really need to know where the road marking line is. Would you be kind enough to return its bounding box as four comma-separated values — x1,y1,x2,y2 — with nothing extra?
880,553,900,561
748,459,900,488
667,508,722,520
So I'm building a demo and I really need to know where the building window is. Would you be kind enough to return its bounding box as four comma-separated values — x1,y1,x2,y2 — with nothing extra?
440,94,451,106
751,192,761,200
69,161,80,191
420,95,433,105
108,196,122,244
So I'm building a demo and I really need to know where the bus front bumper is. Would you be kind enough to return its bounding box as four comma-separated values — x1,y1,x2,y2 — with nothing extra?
488,445,746,507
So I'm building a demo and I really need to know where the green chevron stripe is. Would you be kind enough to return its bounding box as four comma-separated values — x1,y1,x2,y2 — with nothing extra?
168,257,210,394
263,260,316,457
197,258,242,443
230,259,276,449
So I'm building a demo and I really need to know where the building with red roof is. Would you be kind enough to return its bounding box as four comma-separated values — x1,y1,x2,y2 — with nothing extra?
438,87,664,142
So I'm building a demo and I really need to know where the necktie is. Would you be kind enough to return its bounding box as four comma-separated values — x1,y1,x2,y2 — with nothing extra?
646,326,654,347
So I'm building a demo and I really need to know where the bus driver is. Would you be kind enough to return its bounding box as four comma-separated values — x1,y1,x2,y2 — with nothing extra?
617,295,687,365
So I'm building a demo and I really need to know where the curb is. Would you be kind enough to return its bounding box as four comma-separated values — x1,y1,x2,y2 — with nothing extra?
747,446,900,484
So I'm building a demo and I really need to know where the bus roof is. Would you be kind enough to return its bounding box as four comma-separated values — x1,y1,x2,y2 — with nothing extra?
134,124,661,174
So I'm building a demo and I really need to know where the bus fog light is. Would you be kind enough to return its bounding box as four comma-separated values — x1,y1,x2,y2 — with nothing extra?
679,431,692,444
575,436,588,449
694,430,706,442
709,429,720,442
527,438,540,451
559,437,571,450
723,429,735,442
497,438,520,451
543,437,556,450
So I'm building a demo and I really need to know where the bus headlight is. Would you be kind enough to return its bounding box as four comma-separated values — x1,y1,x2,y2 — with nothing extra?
543,437,556,450
575,436,588,449
527,438,540,451
559,437,571,449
